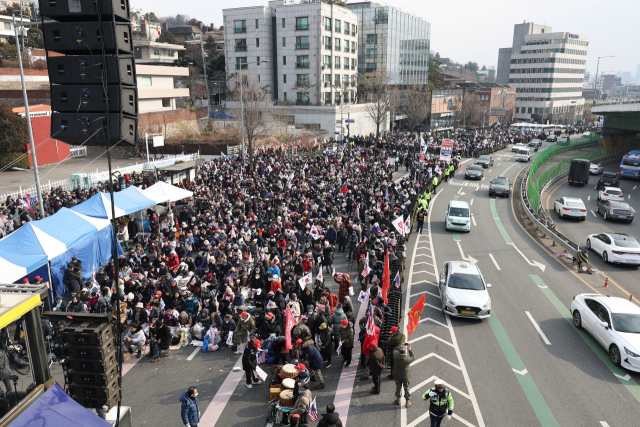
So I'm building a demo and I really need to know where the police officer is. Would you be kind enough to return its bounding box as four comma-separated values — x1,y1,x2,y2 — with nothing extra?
443,165,450,183
422,379,454,427
416,209,425,233
423,188,431,210
431,176,438,194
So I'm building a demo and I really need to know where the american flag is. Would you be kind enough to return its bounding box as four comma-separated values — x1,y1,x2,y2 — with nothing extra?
366,304,376,336
309,397,319,421
361,254,370,278
394,271,401,288
257,349,266,364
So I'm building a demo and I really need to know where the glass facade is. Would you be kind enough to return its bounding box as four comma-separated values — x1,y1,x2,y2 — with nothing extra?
347,2,430,85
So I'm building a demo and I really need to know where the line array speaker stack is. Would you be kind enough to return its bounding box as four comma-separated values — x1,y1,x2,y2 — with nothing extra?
41,0,138,146
60,320,120,409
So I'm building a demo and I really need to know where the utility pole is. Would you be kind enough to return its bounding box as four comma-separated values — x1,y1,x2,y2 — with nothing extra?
482,106,487,131
14,15,44,218
594,56,614,103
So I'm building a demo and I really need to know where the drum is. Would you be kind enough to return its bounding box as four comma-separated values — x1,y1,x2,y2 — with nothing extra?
279,390,295,408
281,364,297,379
281,407,292,427
281,378,295,390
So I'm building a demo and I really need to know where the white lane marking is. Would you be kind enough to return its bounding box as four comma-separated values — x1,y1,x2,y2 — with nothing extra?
600,422,611,427
489,254,501,270
472,216,477,227
629,195,631,200
410,353,461,370
614,373,631,381
456,240,478,264
488,169,492,173
407,333,454,347
418,317,449,328
634,186,637,190
412,270,437,276
537,285,548,289
414,261,435,267
525,311,551,345
187,347,200,361
457,187,466,195
588,196,590,201
470,198,474,205
482,177,486,181
512,368,528,376
497,163,502,166
410,376,470,399
591,210,597,217
410,290,440,298
508,243,546,272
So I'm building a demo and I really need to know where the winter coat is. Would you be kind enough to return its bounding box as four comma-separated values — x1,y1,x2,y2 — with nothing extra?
302,340,323,370
291,389,312,416
180,391,200,426
318,411,344,427
329,308,346,339
242,341,258,371
337,279,350,303
339,323,354,348
392,347,415,383
184,297,200,316
368,346,385,374
125,328,146,346
325,227,337,243
221,319,236,333
234,314,256,343
154,325,172,350
362,326,380,356
319,328,333,356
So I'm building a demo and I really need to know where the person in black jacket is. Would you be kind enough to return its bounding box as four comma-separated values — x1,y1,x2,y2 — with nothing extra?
63,263,81,294
242,339,263,388
317,404,343,427
150,317,171,363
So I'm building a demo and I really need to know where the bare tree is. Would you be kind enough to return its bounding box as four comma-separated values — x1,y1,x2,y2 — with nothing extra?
460,93,483,128
361,71,392,138
402,84,431,137
229,75,273,172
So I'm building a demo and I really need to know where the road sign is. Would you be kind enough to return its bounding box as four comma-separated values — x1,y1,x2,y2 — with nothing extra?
345,119,355,123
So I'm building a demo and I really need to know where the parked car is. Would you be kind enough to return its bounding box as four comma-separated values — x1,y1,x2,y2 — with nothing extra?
597,172,620,189
489,176,511,198
586,233,640,264
589,163,604,175
571,294,640,371
598,187,624,202
465,165,484,180
512,143,527,152
553,197,587,220
475,155,494,168
439,261,491,319
529,139,542,147
596,200,635,223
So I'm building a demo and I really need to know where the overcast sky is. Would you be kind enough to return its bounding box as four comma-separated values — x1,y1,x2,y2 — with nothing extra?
133,0,639,76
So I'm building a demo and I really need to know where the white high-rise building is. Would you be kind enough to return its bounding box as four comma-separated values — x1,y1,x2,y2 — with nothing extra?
509,29,587,124
223,0,359,105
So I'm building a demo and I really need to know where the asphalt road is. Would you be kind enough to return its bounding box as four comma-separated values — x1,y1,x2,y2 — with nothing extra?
417,142,640,427
544,161,640,298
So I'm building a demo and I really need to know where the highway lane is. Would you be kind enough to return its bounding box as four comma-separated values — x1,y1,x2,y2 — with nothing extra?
544,161,640,297
421,145,640,426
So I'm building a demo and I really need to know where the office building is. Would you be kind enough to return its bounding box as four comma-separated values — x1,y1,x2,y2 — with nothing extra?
499,23,587,124
496,22,552,85
346,2,430,85
636,64,640,80
223,0,359,105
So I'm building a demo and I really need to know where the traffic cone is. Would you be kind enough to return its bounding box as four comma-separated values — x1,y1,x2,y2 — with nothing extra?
604,278,608,288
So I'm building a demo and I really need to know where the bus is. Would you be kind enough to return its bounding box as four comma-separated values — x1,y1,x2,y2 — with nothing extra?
510,123,560,135
620,151,640,179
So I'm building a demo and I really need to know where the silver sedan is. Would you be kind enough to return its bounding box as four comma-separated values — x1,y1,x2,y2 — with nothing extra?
590,163,603,175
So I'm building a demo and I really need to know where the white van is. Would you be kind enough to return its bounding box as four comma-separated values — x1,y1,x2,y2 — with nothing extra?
445,200,472,232
516,148,531,162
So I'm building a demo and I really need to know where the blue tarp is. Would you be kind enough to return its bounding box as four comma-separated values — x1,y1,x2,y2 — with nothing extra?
70,190,156,219
8,382,111,427
211,112,236,119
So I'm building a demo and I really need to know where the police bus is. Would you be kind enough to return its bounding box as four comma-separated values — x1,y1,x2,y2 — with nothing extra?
620,151,640,179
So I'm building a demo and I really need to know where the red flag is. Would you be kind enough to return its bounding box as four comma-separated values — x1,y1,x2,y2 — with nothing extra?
407,294,425,335
381,249,390,305
285,307,295,350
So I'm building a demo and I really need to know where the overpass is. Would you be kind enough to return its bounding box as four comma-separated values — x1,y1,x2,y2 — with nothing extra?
592,101,640,148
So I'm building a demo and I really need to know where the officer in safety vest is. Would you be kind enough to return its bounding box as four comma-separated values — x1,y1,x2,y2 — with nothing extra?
444,165,450,182
422,379,454,427
431,176,438,194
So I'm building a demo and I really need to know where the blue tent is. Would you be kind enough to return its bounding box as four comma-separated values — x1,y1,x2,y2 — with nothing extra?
71,189,157,219
8,382,111,427
211,112,236,119
0,249,48,284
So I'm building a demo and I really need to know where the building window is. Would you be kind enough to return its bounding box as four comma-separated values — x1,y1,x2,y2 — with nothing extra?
0,2,8,7
235,39,247,52
344,39,349,51
284,92,287,101
296,36,309,49
283,74,287,84
344,22,350,35
351,41,356,52
283,56,286,65
4,21,12,30
255,19,259,28
335,73,340,84
297,92,309,104
325,36,332,49
235,57,247,70
296,55,309,69
283,37,286,47
325,17,331,31
351,58,355,70
325,56,332,68
296,17,308,30
365,63,377,72
325,92,331,104
256,38,259,48
141,76,152,86
528,107,532,114
296,74,310,87
162,98,170,108
258,75,260,82
335,38,340,51
366,34,377,45
234,20,246,33
366,48,376,59
335,91,340,103
282,18,285,28
335,20,341,33
257,56,260,65
350,91,355,102
335,57,340,69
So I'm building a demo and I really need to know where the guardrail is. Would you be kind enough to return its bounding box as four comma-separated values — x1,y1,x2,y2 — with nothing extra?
520,137,632,258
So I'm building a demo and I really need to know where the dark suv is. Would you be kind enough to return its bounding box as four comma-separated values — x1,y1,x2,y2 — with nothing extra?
597,171,620,190
489,176,511,198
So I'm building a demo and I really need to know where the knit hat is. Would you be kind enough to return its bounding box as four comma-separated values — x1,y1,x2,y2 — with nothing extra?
340,319,348,327
319,323,327,330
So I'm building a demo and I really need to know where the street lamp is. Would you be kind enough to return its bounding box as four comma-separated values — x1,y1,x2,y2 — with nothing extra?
237,59,269,166
594,56,614,103
186,36,212,113
213,82,220,112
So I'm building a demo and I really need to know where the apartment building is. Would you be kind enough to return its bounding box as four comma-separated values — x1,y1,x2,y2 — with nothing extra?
136,65,190,113
134,40,185,65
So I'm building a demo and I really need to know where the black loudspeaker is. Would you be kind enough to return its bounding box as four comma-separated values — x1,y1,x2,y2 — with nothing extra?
51,85,137,116
40,0,131,21
67,365,118,385
42,21,133,55
47,55,135,85
51,112,137,145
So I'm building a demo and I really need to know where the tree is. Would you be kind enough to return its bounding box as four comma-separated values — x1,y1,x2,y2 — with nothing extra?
210,55,225,76
428,57,443,90
582,102,599,124
402,84,431,137
481,65,486,71
144,12,159,23
321,0,347,5
0,102,28,153
460,93,483,127
229,76,273,172
158,30,179,45
361,71,393,138
27,28,44,48
464,61,479,73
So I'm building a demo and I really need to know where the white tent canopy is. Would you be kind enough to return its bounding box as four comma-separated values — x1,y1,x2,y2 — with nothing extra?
145,182,193,202
129,185,170,204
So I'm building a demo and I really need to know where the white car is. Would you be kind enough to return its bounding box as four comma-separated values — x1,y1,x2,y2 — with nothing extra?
512,143,526,152
598,187,624,202
558,136,569,143
553,197,587,220
589,163,603,175
586,233,640,265
571,294,640,372
439,261,491,319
